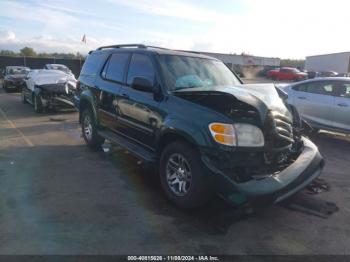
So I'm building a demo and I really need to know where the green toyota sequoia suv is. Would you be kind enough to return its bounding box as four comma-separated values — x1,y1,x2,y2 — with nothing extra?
76,44,324,209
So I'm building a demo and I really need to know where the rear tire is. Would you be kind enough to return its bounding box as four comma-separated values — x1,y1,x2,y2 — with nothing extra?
81,109,105,150
33,94,43,113
159,141,211,209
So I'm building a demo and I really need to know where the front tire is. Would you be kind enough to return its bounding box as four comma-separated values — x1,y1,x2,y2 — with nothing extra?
81,109,105,150
159,141,211,209
3,82,8,92
22,91,28,104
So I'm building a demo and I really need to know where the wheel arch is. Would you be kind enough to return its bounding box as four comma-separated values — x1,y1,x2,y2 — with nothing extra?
79,95,98,124
156,127,207,161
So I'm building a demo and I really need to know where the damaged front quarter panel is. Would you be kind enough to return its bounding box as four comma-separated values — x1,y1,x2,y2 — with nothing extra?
173,84,324,205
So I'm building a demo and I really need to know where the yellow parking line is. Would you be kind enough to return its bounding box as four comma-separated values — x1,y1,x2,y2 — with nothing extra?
0,107,34,147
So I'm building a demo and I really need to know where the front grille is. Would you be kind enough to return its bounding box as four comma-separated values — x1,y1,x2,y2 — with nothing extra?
264,110,294,150
272,111,294,144
39,83,67,95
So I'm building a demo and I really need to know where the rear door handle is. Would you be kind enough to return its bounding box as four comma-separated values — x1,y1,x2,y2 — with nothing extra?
298,96,306,100
338,103,348,107
121,93,129,99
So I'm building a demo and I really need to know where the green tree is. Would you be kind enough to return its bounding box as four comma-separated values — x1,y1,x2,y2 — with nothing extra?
0,50,18,56
280,59,305,69
20,47,36,57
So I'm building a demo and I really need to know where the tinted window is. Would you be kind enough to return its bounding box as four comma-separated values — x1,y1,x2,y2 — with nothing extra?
306,82,333,95
80,52,107,76
292,84,307,92
105,53,130,83
127,54,155,85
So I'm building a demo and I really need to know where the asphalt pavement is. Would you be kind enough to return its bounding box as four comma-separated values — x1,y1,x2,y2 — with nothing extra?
0,87,350,255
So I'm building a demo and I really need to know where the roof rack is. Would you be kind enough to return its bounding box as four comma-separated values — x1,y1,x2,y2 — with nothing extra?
146,45,170,50
97,44,147,50
96,44,169,51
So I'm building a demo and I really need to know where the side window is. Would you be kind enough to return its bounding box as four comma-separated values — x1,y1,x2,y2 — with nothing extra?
306,82,332,95
332,82,350,98
280,69,291,73
127,54,155,86
80,52,107,77
292,84,307,92
105,53,130,83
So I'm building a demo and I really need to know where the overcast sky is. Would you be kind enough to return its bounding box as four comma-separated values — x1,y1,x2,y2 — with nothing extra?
0,0,349,59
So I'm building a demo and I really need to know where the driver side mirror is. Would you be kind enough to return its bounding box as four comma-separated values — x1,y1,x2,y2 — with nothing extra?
131,77,154,93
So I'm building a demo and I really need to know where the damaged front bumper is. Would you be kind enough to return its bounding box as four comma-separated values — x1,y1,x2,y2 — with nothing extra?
5,79,25,89
37,83,76,109
202,137,324,205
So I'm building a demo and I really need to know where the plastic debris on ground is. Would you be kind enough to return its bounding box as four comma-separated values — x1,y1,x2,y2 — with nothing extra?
305,178,330,194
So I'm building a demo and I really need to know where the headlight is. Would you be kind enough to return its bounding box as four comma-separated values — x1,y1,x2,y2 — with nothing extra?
209,123,264,147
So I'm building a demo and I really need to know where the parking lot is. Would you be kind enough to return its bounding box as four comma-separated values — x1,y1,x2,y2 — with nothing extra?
1,85,350,255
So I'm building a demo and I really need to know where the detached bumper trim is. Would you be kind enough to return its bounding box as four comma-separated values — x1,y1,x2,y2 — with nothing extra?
274,167,322,203
236,137,323,198
205,137,324,204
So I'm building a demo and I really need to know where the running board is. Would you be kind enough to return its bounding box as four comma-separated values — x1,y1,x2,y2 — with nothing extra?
98,130,156,162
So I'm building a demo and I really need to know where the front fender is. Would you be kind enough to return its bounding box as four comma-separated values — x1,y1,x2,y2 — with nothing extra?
157,117,210,148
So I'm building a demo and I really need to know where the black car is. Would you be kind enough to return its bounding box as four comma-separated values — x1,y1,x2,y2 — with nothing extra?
76,44,324,209
3,66,30,92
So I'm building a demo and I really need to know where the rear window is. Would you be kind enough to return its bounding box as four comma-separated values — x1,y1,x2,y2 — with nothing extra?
80,52,107,76
104,53,130,83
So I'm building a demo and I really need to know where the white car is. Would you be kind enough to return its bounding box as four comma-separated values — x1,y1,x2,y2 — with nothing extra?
44,64,75,77
23,69,77,113
283,77,350,133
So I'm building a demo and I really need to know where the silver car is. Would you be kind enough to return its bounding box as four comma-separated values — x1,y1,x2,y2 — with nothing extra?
283,77,350,133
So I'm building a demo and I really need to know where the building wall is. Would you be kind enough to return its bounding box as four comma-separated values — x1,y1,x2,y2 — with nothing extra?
305,52,350,73
198,52,280,67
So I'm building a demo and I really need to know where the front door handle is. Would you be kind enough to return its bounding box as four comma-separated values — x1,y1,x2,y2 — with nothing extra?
338,103,348,107
121,93,129,99
298,96,306,100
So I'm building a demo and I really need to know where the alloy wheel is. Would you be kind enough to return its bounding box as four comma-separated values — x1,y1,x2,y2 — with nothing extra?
166,153,192,196
83,115,93,141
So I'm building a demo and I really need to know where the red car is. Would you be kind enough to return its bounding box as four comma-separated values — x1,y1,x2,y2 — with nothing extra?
267,67,308,81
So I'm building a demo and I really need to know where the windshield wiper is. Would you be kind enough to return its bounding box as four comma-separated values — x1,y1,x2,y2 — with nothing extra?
174,85,203,91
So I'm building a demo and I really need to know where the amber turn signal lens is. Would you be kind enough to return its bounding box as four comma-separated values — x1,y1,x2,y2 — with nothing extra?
209,123,234,135
214,134,235,145
209,123,236,146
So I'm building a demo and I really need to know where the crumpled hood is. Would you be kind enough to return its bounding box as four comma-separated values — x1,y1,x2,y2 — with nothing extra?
239,83,291,117
30,70,76,87
174,83,292,120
